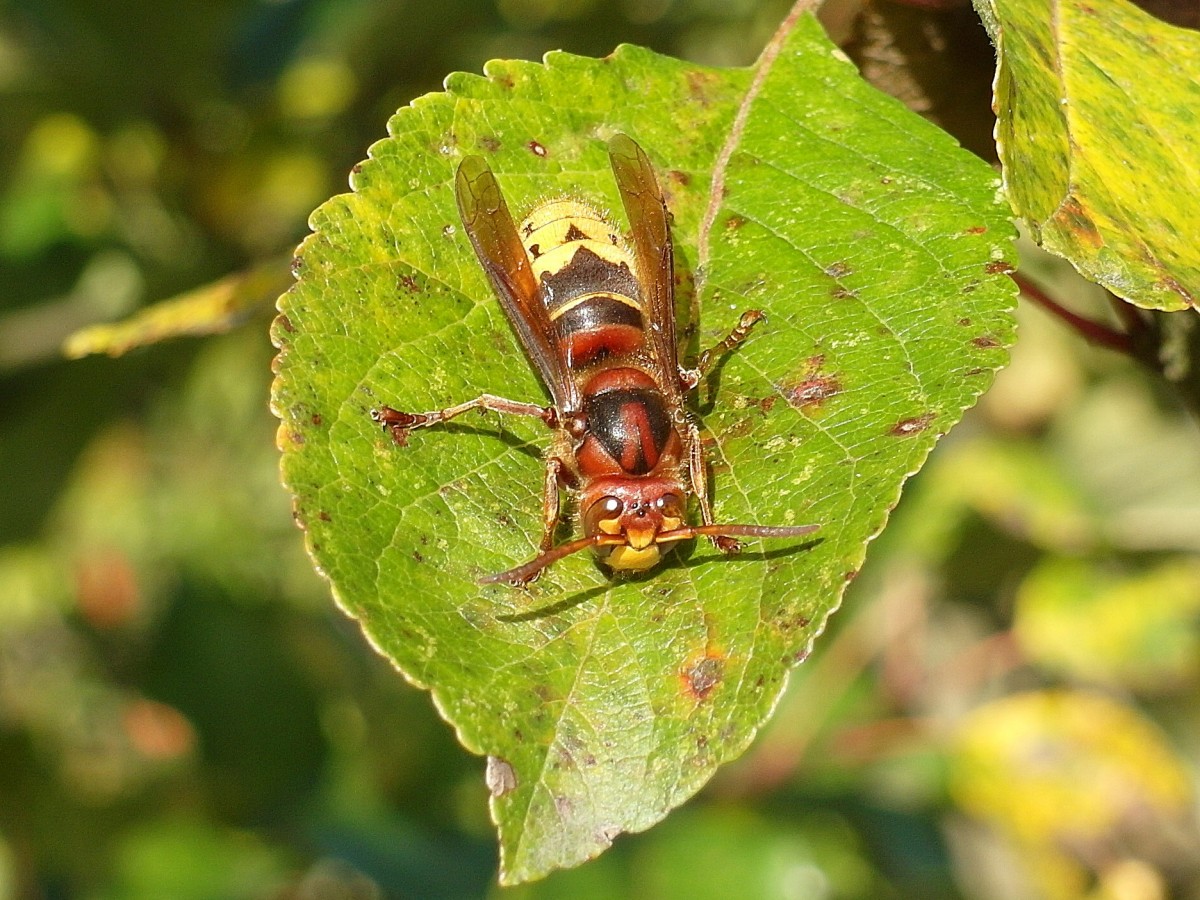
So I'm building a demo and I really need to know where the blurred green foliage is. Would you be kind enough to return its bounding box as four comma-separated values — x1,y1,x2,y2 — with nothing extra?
2,0,1198,897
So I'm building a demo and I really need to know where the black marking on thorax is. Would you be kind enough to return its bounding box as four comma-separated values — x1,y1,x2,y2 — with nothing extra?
583,386,673,475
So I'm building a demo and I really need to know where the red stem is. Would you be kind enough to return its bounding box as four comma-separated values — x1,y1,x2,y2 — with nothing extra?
1014,273,1134,355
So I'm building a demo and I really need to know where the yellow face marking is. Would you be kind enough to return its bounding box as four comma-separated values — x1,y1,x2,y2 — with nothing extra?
662,516,682,532
548,290,642,322
625,524,656,550
607,545,661,571
597,518,622,536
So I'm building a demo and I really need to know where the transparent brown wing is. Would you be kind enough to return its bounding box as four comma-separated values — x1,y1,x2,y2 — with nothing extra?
607,133,682,405
455,155,578,412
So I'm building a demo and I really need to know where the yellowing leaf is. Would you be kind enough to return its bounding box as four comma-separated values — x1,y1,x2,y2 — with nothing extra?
952,690,1192,897
976,0,1200,310
64,258,289,358
1014,557,1200,688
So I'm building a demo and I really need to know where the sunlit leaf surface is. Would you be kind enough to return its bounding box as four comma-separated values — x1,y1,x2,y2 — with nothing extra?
272,16,1014,882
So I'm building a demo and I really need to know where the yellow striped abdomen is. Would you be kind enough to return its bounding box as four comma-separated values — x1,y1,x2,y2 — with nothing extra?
519,199,646,368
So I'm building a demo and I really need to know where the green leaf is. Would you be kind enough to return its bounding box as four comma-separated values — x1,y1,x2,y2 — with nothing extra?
272,14,1014,884
975,0,1200,310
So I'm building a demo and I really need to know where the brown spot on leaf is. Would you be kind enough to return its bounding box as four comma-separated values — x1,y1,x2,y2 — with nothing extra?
832,286,856,300
277,314,295,333
724,214,747,231
966,225,988,234
681,652,725,701
669,170,690,186
1052,196,1103,249
985,260,1015,275
758,395,777,415
825,261,853,279
686,69,719,106
289,257,303,277
317,510,331,522
412,550,424,563
890,413,935,436
399,274,421,293
528,140,548,158
789,374,842,409
350,162,363,175
479,135,501,152
785,355,842,411
972,335,1001,349
310,413,322,426
776,613,810,632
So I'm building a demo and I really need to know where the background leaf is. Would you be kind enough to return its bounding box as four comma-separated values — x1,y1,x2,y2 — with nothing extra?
951,690,1193,897
272,14,1015,883
1014,557,1200,688
62,257,290,359
975,0,1200,310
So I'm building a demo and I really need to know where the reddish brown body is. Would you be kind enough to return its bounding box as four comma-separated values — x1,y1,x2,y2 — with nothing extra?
372,135,817,584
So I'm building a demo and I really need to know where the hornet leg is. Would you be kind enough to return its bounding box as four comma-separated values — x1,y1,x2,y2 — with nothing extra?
372,394,556,445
